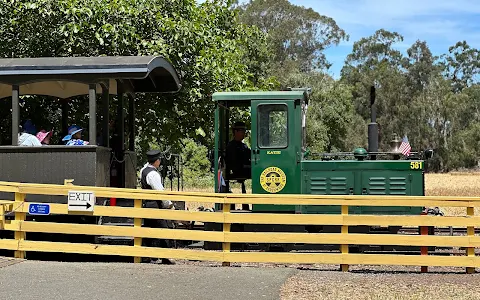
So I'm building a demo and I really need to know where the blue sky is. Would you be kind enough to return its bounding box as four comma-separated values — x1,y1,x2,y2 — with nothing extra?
290,0,480,78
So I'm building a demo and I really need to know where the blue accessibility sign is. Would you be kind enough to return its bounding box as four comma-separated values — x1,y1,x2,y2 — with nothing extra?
28,203,50,215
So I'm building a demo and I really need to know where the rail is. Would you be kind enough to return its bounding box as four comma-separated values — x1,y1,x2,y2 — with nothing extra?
0,180,478,273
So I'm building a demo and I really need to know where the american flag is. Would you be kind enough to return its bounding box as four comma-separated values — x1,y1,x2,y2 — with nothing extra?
399,135,412,156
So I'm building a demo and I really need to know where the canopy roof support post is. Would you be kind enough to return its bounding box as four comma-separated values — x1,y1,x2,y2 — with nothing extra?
116,80,125,188
11,85,19,145
101,83,110,148
117,83,125,152
128,94,135,151
88,84,97,145
61,99,69,139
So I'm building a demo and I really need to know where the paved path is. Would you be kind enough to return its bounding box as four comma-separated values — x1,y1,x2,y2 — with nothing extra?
0,258,295,300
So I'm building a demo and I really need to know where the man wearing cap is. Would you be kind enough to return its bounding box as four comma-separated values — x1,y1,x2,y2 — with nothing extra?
225,121,251,210
62,125,89,146
225,121,251,180
139,149,175,265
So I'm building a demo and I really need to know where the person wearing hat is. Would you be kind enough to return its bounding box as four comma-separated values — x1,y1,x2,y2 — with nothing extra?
225,121,251,180
62,125,89,146
139,149,175,265
36,129,53,145
225,121,251,210
18,120,42,146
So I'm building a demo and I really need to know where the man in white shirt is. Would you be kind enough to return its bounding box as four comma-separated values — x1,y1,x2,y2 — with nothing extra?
140,150,174,209
18,132,42,146
139,149,175,265
18,120,41,146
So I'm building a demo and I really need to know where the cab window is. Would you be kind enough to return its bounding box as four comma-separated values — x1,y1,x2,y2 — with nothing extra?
258,104,288,148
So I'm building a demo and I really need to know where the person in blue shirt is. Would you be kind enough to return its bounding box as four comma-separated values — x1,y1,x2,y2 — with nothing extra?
62,125,89,146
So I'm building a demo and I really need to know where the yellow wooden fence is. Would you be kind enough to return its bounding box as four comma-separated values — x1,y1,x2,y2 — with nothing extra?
0,180,478,273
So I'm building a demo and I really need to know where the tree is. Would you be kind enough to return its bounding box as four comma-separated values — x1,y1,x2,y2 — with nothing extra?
342,29,404,76
279,71,354,153
442,41,480,92
404,40,438,93
236,0,348,73
0,0,273,156
180,138,212,188
341,30,408,151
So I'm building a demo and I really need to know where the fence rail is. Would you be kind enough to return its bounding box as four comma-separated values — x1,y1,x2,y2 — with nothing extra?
0,181,478,273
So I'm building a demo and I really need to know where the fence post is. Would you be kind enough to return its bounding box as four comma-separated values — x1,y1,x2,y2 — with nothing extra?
0,204,5,230
467,206,475,274
340,205,349,272
134,199,143,263
64,179,74,186
222,197,231,267
420,210,428,273
14,192,26,259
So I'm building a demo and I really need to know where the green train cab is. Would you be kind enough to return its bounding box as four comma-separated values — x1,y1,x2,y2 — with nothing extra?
212,88,431,218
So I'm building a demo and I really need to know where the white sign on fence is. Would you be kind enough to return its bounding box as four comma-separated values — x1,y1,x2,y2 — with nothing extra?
68,191,95,212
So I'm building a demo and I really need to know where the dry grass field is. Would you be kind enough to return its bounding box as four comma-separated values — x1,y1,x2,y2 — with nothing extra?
425,172,480,196
425,172,480,216
183,173,480,216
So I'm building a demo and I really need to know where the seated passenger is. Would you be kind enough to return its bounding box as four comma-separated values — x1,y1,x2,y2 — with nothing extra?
62,125,89,146
18,120,41,146
225,121,251,180
36,129,53,145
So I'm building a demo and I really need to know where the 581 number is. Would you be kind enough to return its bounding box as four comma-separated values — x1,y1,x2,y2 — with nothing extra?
410,161,423,170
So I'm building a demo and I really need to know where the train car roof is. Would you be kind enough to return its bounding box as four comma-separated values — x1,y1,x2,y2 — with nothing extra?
212,91,307,102
0,56,182,99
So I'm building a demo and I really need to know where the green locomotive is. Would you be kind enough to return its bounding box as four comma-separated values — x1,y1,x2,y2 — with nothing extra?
206,87,433,246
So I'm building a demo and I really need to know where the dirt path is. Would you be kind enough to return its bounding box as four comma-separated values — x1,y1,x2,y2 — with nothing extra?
281,265,480,300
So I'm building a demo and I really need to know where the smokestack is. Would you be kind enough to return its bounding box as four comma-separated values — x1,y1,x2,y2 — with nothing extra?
368,85,379,159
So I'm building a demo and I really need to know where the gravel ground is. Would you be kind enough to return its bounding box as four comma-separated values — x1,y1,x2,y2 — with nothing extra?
171,259,480,299
0,259,294,300
2,256,480,299
280,264,480,300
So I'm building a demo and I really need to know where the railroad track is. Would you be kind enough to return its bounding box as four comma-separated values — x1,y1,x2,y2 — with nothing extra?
400,227,478,235
179,223,476,236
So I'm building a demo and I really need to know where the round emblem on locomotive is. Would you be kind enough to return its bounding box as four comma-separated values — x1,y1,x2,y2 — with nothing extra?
260,166,287,193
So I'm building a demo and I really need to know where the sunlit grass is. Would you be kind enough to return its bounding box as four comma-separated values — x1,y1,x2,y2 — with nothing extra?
425,172,480,216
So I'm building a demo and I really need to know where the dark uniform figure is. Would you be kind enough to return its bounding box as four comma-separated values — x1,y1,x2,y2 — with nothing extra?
225,121,251,210
225,121,251,180
140,149,174,265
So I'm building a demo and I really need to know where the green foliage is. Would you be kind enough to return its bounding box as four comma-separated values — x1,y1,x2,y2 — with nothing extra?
448,122,480,170
340,29,480,171
442,41,480,92
237,0,348,73
180,138,212,188
0,0,273,152
278,71,354,153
